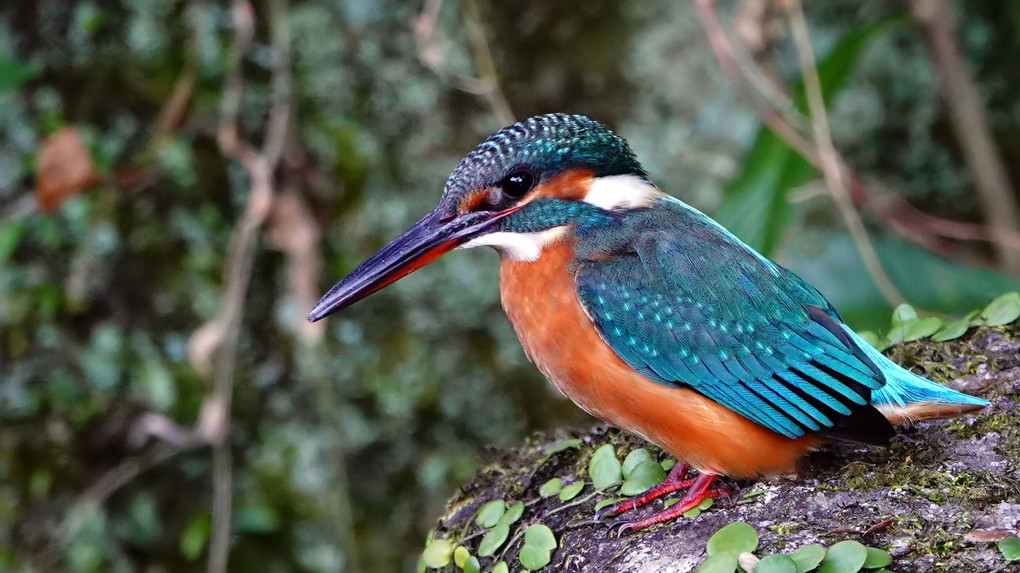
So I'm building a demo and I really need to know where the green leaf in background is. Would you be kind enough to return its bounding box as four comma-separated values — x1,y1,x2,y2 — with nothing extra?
715,16,902,256
558,481,584,501
518,524,557,570
492,561,509,573
462,555,481,573
477,524,509,557
539,478,562,498
891,303,918,325
818,540,867,573
757,554,799,573
931,314,974,342
0,222,25,263
706,522,759,556
790,544,826,572
588,444,622,490
695,552,739,573
593,497,625,512
660,459,676,471
498,502,524,526
622,448,654,478
856,330,890,351
620,460,666,496
234,503,280,534
862,547,892,569
898,316,943,342
421,539,454,568
999,535,1020,561
982,292,1020,326
179,512,210,562
475,500,506,528
0,57,39,96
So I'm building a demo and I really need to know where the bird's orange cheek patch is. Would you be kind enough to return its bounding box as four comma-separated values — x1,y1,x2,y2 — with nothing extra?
529,169,595,202
457,189,491,214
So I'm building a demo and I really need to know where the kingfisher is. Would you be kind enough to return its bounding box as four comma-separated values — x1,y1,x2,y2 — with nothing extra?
308,114,989,532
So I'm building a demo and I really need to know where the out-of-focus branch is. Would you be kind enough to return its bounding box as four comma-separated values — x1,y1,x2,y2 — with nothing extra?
414,0,514,125
783,0,904,306
693,0,1020,275
907,0,1020,272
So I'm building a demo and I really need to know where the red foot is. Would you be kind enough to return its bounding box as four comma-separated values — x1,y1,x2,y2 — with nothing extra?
597,462,694,518
608,473,729,535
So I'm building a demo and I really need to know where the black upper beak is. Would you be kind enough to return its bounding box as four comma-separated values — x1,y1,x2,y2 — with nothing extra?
307,205,517,322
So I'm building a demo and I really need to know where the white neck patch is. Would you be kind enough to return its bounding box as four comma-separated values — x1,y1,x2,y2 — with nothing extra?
583,174,662,210
459,226,568,262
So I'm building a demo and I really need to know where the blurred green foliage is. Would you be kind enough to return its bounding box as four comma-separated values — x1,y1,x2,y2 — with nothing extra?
1,1,1019,572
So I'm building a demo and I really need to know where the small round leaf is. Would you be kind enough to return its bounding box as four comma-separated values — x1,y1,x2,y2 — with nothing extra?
622,448,653,478
475,500,506,528
706,522,759,556
891,303,917,325
559,481,585,501
620,460,667,496
931,317,970,342
756,554,798,573
818,540,867,573
454,546,470,568
999,535,1020,561
900,317,943,342
661,459,676,471
695,552,738,573
589,444,622,490
422,539,454,568
593,497,625,512
518,545,551,570
543,438,581,455
790,544,826,572
524,524,557,552
477,524,510,557
862,547,892,569
499,501,525,526
492,561,509,573
982,292,1020,326
539,478,562,498
462,556,481,573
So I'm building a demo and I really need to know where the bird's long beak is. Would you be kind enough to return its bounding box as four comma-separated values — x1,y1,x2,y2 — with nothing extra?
307,205,518,322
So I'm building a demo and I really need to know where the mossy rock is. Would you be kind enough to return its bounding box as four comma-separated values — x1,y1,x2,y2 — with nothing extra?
430,323,1020,572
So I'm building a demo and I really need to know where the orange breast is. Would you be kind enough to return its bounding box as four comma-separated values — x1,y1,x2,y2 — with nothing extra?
499,238,821,478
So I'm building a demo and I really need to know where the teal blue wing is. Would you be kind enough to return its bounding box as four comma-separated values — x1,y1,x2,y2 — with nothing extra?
574,213,893,444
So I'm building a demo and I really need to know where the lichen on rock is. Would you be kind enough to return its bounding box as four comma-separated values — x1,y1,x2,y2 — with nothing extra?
429,323,1020,572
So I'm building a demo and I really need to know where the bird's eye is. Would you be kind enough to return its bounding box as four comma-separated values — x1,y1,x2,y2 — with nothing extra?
500,170,536,198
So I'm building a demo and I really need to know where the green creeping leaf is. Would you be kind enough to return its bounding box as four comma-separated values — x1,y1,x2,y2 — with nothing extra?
422,539,454,568
0,57,39,96
757,554,799,573
543,438,581,455
818,540,867,573
492,561,509,573
622,448,654,478
588,444,622,490
862,547,892,569
715,15,903,256
706,522,759,556
790,544,826,572
558,481,584,501
593,497,625,512
680,496,714,517
454,546,470,568
620,460,666,496
661,459,676,471
932,315,973,342
475,500,506,528
477,524,510,557
518,524,557,570
999,535,1020,561
539,478,563,498
695,552,738,573
899,316,943,342
982,292,1020,326
462,555,481,573
891,303,918,325
498,502,524,526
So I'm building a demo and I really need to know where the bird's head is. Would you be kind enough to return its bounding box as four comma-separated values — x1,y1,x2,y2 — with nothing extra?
308,113,657,321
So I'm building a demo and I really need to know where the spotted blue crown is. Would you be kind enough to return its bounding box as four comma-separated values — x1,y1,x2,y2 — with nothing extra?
441,114,646,203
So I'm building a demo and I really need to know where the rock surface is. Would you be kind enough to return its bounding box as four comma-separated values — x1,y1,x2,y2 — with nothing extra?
432,323,1020,572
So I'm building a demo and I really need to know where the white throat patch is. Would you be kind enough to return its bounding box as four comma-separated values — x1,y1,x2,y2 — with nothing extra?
459,226,568,262
583,174,662,209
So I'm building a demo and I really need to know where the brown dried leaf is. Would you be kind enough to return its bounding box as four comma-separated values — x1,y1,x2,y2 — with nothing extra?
35,127,98,212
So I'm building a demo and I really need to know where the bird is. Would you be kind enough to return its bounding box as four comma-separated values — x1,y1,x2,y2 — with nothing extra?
307,113,989,533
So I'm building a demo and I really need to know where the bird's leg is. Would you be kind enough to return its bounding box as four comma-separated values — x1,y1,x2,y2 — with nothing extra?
596,461,695,518
610,473,727,535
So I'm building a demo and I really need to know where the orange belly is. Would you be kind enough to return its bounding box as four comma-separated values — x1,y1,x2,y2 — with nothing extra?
499,238,821,478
